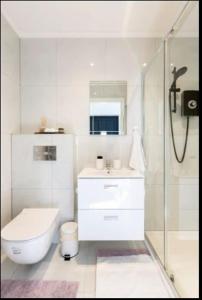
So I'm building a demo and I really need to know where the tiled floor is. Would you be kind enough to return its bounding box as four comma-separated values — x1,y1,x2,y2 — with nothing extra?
1,240,167,298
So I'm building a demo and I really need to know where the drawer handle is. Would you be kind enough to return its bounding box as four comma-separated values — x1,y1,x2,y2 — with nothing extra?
104,185,119,189
104,216,119,221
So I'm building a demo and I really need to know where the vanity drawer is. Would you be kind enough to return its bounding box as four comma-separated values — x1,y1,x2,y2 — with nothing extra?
78,179,144,209
78,210,144,240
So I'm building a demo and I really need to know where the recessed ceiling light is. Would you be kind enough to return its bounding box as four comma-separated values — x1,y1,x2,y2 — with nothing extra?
170,63,174,67
142,63,147,67
90,62,94,67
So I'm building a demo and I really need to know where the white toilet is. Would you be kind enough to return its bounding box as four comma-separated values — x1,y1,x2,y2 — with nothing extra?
1,208,59,264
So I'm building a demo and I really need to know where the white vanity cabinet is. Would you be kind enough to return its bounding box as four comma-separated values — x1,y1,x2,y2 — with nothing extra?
77,168,144,241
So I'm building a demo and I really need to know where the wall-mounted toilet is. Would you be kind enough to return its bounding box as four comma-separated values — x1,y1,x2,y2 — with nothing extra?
1,208,59,264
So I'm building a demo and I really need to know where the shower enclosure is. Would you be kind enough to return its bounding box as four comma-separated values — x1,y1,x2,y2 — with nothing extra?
143,2,199,298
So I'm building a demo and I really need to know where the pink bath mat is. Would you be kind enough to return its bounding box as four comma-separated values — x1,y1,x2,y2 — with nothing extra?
1,280,79,298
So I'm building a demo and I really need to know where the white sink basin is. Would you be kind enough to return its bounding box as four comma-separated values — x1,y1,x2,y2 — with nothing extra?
78,167,144,178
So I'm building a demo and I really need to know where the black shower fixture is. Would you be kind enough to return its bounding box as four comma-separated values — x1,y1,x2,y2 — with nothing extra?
171,66,187,87
169,66,187,112
169,66,189,163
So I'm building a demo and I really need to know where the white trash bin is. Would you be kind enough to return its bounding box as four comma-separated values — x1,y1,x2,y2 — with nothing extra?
60,222,78,260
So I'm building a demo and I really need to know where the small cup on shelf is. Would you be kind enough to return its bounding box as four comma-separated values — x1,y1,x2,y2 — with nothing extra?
113,159,121,170
58,128,64,134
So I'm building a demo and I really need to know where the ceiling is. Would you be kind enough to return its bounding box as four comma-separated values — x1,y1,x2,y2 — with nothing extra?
1,1,198,38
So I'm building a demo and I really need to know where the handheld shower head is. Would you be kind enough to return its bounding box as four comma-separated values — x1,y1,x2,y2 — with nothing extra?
169,66,188,113
169,65,190,164
172,66,187,84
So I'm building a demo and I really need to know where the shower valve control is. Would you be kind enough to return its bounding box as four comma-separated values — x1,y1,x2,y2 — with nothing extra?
188,100,197,110
181,90,199,116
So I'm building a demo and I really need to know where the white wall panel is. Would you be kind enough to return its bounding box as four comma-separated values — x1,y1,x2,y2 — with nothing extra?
11,134,74,223
1,15,20,228
21,39,57,85
12,135,52,189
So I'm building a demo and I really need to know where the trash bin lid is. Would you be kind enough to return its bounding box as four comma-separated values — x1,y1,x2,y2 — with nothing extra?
60,222,78,234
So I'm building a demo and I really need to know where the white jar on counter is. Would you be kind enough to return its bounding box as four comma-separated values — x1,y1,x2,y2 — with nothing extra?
96,156,104,170
113,159,121,170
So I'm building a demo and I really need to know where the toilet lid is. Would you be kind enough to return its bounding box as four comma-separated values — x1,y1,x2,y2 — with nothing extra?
1,208,59,242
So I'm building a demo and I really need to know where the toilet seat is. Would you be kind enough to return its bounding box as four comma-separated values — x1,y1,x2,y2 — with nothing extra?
1,208,59,242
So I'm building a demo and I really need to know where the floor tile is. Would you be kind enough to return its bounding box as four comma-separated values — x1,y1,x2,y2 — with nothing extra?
1,256,18,279
11,261,50,280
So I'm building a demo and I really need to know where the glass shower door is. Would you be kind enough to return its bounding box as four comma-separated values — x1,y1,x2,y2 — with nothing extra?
143,43,165,265
165,3,199,297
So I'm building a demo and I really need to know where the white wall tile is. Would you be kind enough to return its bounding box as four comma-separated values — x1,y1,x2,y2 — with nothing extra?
12,135,52,189
21,86,57,133
167,183,199,231
1,15,8,45
52,189,74,224
144,135,164,185
1,15,19,51
179,211,198,231
56,85,89,135
1,15,20,228
76,135,132,173
1,189,11,228
1,134,11,191
19,38,160,187
12,189,52,218
167,100,199,136
145,185,164,231
57,39,106,85
1,75,20,134
21,39,57,85
179,184,199,211
1,41,19,81
105,39,140,85
52,135,74,189
20,38,159,137
11,135,75,223
127,84,142,134
169,134,199,180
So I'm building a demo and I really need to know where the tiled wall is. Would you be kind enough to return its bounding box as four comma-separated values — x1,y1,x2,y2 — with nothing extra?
12,134,74,226
167,37,199,231
1,15,20,228
20,38,160,171
1,29,161,226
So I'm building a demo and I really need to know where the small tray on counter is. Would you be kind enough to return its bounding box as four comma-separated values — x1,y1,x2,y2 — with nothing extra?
34,132,65,134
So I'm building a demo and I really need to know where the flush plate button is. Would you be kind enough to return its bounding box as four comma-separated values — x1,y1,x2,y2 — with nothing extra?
33,145,56,161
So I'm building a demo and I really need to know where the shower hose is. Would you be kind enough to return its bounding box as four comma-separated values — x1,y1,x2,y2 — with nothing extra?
169,91,189,163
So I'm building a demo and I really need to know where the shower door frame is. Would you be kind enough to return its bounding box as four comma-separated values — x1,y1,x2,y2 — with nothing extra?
142,38,166,268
